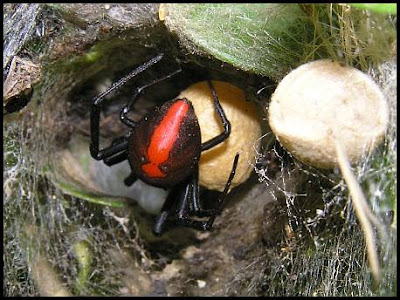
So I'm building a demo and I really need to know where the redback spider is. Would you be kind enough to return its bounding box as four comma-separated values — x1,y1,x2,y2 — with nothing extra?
90,53,240,235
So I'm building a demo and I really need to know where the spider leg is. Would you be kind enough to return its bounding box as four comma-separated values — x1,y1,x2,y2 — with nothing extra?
201,80,231,151
208,152,240,216
99,136,128,159
153,153,239,234
103,150,128,166
178,152,240,231
175,180,211,231
153,184,184,235
189,164,202,211
123,172,138,187
120,67,182,128
90,54,165,160
153,176,209,233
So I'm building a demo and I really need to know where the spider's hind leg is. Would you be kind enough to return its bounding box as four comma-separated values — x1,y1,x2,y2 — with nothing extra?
212,152,240,215
153,184,184,236
124,172,138,187
176,153,240,231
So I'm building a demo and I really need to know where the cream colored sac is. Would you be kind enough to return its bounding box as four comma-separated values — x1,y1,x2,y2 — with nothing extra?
268,60,389,169
178,81,262,192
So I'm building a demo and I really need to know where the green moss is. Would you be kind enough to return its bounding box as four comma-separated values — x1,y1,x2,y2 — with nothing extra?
73,240,93,293
4,134,20,168
83,46,102,63
166,4,314,81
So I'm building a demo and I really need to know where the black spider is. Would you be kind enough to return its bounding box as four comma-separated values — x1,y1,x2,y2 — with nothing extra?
90,53,239,235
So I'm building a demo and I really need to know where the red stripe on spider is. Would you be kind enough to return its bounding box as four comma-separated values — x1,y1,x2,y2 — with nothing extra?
141,100,189,178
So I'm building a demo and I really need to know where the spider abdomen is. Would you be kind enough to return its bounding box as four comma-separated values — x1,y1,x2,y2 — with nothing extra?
128,98,201,188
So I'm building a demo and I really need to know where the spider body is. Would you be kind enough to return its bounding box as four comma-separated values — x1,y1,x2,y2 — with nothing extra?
128,98,201,188
90,53,239,235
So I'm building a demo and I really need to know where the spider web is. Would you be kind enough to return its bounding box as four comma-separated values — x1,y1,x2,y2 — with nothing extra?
4,59,396,297
3,4,397,297
240,59,397,296
4,121,154,296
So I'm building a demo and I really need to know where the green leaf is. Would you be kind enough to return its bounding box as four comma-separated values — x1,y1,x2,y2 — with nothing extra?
350,3,397,15
165,4,314,81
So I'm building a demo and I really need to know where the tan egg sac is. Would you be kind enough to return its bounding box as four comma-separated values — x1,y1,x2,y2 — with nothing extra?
178,81,262,192
268,59,389,169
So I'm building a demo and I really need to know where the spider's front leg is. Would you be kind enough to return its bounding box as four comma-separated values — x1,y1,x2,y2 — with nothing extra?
90,54,165,162
200,80,231,151
90,53,182,186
